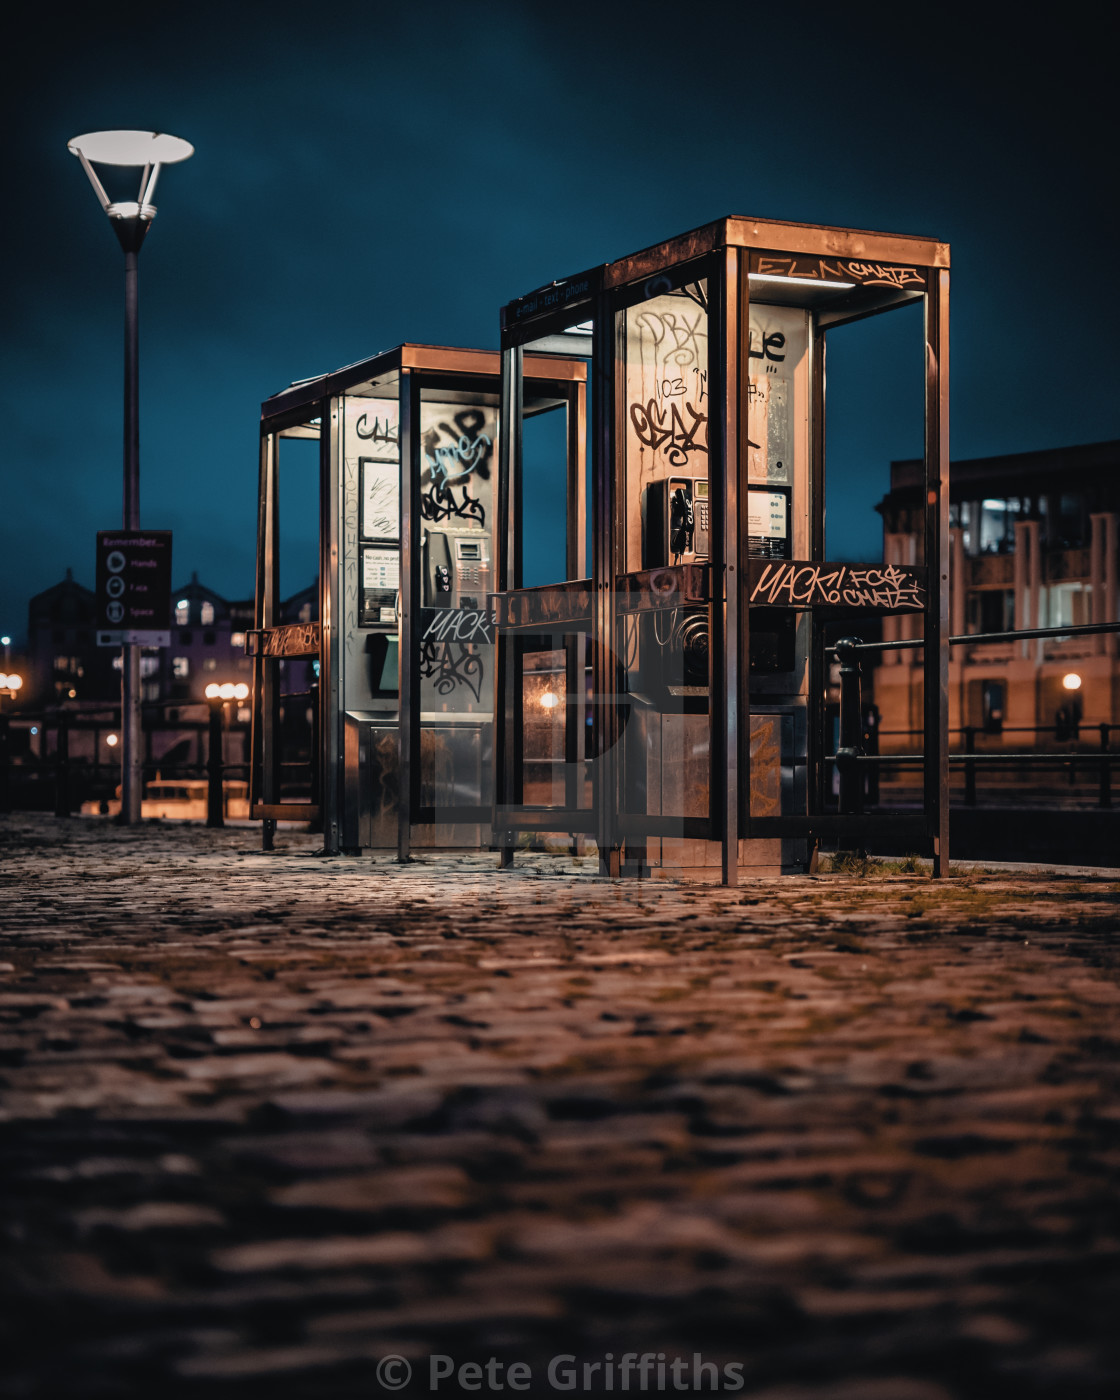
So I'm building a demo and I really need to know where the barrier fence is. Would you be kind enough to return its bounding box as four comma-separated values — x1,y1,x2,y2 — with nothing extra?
830,621,1120,815
0,690,316,827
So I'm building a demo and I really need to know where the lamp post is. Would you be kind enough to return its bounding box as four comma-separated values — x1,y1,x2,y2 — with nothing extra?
0,673,21,812
67,130,193,825
204,683,250,827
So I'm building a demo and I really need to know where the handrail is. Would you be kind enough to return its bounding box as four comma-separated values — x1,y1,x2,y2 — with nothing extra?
830,619,1120,654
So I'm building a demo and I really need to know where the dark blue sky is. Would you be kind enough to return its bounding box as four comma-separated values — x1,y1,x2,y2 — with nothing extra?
4,0,1116,643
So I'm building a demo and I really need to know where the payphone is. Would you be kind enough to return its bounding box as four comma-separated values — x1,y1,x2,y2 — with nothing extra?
423,528,493,610
643,477,710,566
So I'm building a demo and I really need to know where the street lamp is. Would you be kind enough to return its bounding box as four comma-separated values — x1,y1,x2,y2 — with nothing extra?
68,129,193,825
203,683,250,827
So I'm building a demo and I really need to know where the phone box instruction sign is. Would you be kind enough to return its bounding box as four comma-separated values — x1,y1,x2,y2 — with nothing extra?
96,530,172,645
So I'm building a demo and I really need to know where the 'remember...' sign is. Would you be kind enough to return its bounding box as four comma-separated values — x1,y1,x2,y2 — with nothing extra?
95,530,173,645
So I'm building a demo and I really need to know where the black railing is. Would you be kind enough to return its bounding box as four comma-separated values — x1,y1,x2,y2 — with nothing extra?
0,699,256,821
829,621,1120,813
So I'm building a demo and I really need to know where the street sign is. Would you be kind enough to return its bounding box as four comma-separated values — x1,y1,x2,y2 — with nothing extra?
96,531,172,646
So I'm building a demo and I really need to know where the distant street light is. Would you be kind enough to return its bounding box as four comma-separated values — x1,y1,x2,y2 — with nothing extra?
205,683,251,702
204,682,249,828
0,672,22,697
68,129,193,825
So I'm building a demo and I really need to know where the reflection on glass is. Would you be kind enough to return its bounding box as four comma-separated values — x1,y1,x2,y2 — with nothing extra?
418,394,499,840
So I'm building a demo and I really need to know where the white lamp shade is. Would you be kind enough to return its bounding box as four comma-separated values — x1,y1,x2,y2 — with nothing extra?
68,130,194,166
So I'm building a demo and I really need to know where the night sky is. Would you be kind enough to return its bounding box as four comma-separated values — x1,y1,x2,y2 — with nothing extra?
4,0,1116,646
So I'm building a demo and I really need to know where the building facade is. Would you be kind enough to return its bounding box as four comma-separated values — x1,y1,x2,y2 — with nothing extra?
23,572,316,709
874,440,1119,755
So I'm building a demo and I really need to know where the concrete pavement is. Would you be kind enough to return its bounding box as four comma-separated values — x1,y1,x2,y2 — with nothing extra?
1,813,1119,1398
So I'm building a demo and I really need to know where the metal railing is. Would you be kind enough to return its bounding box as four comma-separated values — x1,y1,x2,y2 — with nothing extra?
829,621,1120,814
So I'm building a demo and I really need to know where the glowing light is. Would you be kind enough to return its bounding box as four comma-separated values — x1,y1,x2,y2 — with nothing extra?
208,681,249,702
540,692,560,710
106,733,119,747
1,636,10,645
0,672,22,691
749,272,855,290
1062,673,1082,691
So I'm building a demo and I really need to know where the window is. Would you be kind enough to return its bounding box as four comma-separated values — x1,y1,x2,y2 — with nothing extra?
231,631,246,650
200,601,215,625
981,680,1005,734
299,602,312,623
179,630,192,645
971,589,1014,634
172,657,190,678
979,499,1020,555
175,600,190,626
203,631,216,646
204,657,217,671
140,656,159,678
1048,582,1090,629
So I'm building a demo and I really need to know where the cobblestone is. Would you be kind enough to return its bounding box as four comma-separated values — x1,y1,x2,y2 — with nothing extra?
1,812,1119,1397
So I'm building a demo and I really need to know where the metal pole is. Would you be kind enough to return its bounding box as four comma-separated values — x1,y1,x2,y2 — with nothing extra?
120,246,143,825
55,712,71,818
206,699,224,828
964,726,976,806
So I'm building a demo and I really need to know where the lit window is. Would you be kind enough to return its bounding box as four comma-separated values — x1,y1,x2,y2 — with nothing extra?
231,632,246,650
140,656,159,677
200,601,215,625
175,600,190,625
299,602,312,623
172,657,190,678
204,657,217,671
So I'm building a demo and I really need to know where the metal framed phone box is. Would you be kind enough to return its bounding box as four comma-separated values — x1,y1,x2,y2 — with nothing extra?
495,217,948,883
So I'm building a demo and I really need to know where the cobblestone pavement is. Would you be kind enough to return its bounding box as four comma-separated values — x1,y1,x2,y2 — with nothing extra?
1,813,1119,1400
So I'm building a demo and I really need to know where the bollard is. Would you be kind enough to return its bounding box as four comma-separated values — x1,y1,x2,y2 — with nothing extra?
964,726,977,806
1101,723,1112,810
206,698,224,828
54,712,71,818
834,637,863,817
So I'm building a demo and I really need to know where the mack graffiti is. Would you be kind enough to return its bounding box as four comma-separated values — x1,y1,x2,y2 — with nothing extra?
749,562,926,611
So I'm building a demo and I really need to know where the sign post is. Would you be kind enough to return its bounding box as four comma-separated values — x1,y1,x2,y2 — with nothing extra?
95,530,172,816
95,531,172,645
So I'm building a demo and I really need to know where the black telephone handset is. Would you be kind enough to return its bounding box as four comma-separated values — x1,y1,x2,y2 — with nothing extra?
425,532,454,608
669,487,694,560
